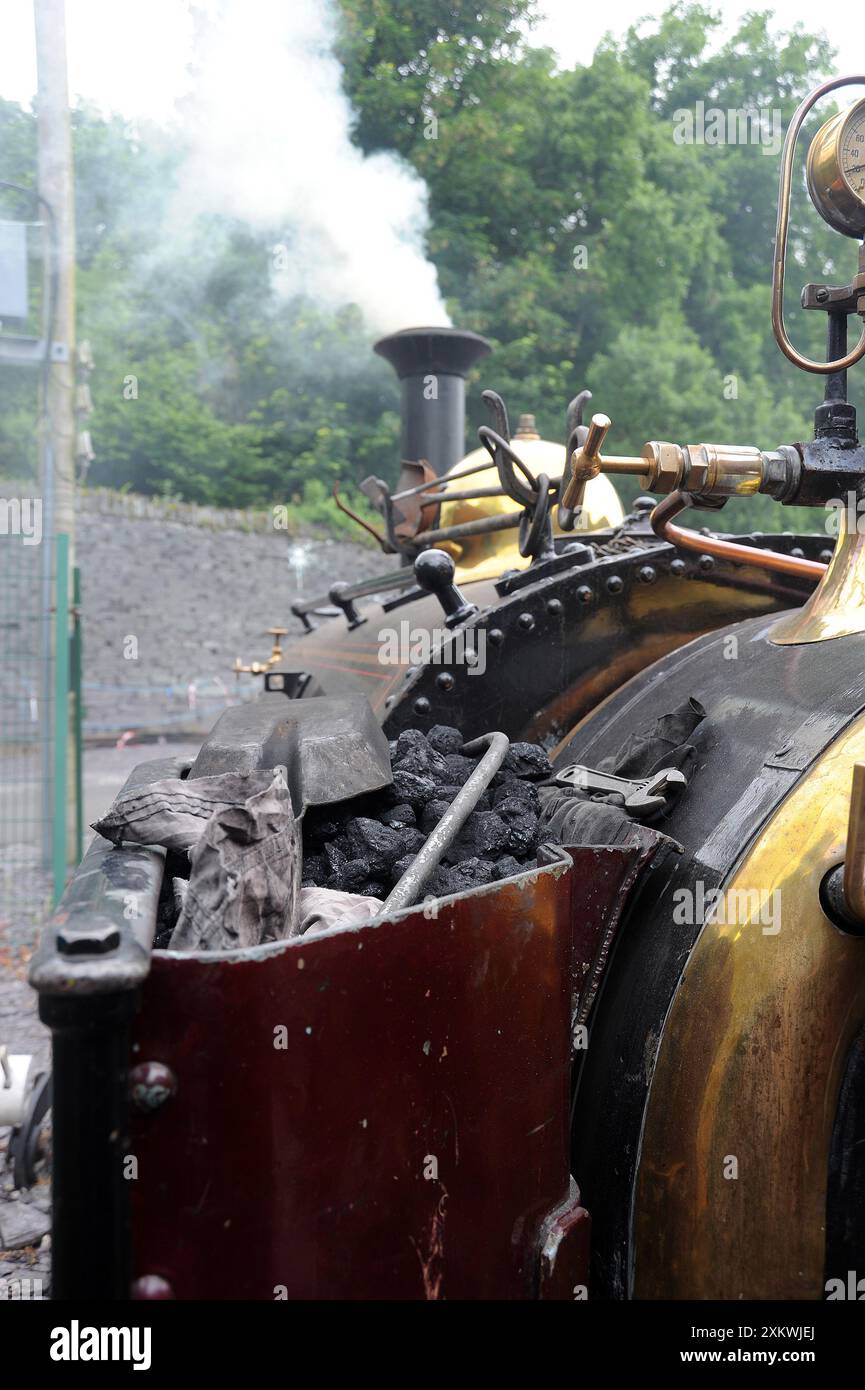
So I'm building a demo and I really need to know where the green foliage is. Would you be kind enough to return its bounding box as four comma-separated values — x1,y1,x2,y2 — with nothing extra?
335,0,537,155
0,4,853,539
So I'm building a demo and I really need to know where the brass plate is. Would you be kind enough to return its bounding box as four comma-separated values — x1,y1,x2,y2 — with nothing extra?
771,508,865,644
633,714,865,1298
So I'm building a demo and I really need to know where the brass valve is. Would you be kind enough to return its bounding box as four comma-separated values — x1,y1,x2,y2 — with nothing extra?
560,413,613,511
561,413,778,508
232,626,288,677
640,441,766,497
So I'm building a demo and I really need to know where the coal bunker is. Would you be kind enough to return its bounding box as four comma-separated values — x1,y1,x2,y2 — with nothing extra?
301,724,551,900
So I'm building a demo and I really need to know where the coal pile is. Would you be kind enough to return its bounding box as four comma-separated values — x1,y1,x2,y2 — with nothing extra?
301,725,552,900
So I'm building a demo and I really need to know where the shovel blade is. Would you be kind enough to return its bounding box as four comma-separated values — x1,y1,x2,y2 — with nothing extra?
189,693,393,813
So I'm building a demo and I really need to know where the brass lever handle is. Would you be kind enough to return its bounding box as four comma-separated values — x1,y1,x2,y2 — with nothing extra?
560,413,612,511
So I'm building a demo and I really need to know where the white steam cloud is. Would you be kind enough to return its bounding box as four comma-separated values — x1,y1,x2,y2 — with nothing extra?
171,0,450,334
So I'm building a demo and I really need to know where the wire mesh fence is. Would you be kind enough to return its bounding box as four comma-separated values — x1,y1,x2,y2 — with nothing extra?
0,526,75,946
0,526,59,940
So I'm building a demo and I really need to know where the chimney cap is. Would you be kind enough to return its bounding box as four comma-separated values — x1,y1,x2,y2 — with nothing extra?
374,326,491,380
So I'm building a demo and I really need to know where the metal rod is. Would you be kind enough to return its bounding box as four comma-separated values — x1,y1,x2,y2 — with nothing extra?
382,732,510,913
418,485,508,502
826,310,849,403
71,564,83,863
52,531,69,903
408,511,521,547
292,566,418,616
293,509,528,616
392,458,495,501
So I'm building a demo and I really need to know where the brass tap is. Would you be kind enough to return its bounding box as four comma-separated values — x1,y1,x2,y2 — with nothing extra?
232,626,289,677
560,413,613,511
561,412,770,508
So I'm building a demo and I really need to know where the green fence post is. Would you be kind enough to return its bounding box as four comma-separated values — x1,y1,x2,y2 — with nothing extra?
53,532,70,903
71,564,83,864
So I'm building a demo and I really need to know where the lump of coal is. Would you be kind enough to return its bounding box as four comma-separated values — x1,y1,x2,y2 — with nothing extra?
432,857,495,895
400,827,426,856
427,725,464,755
341,858,374,892
345,817,406,875
323,841,348,882
443,752,476,785
490,855,525,881
394,729,429,760
380,803,416,828
358,879,388,898
455,857,495,889
494,797,539,858
433,784,463,805
493,779,539,811
301,851,326,887
393,741,449,782
420,799,451,833
498,742,552,780
444,810,509,863
389,770,438,808
303,811,347,851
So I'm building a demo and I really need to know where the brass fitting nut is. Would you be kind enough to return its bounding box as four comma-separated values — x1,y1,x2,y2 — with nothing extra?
642,441,686,493
683,444,712,494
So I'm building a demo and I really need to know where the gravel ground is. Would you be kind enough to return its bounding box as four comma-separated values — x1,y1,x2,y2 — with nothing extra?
1,516,382,1300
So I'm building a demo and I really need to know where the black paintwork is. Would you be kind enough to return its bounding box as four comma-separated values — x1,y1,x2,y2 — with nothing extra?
826,1016,865,1285
383,533,829,745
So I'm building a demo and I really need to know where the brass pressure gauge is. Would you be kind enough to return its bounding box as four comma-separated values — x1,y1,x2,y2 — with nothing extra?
807,97,865,237
772,75,865,375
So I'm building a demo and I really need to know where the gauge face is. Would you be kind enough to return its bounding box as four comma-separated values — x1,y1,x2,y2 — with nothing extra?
806,98,865,237
839,102,865,202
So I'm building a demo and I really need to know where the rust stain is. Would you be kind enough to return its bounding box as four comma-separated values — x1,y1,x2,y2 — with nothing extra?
411,1187,448,1301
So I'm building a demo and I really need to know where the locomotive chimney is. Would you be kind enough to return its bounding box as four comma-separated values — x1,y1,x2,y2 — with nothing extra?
374,326,491,477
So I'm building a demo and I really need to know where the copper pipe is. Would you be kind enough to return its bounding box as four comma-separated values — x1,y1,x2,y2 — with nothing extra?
332,483,389,549
650,492,827,580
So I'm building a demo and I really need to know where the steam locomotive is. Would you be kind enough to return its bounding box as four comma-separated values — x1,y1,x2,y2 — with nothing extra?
29,75,865,1301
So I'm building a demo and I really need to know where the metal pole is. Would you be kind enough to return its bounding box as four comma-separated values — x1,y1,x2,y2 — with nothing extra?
35,0,76,877
52,532,69,902
34,0,76,556
71,564,83,863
